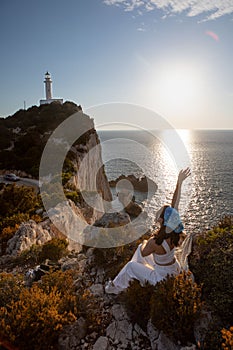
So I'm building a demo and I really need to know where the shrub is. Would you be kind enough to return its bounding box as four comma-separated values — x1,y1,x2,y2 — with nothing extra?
16,244,42,266
201,322,223,350
0,185,43,255
65,190,80,204
189,218,233,324
17,238,68,266
1,224,19,241
92,244,135,280
222,326,233,350
38,238,69,262
40,270,78,316
123,272,203,345
0,184,39,217
0,284,76,350
0,269,107,349
122,280,154,329
0,213,30,232
150,271,203,344
0,273,24,308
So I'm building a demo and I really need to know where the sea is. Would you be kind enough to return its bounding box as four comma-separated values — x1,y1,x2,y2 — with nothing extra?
98,129,233,235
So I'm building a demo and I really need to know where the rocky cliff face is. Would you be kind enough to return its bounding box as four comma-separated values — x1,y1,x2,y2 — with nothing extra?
67,128,112,224
1,102,113,254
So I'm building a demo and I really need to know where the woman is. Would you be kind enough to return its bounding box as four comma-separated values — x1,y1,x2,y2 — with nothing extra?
105,168,191,294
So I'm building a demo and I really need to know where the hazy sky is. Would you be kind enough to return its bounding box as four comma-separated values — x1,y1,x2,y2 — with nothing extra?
0,0,233,129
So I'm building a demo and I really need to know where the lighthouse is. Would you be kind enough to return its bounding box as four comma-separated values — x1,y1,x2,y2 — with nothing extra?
40,72,63,105
44,71,52,100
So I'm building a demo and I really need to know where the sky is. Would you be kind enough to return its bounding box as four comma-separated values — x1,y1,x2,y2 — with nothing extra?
0,0,233,129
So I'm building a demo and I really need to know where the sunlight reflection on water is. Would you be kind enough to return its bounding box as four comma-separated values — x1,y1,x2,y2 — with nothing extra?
99,130,233,234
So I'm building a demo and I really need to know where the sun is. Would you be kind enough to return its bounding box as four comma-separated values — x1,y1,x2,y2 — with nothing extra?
155,63,202,115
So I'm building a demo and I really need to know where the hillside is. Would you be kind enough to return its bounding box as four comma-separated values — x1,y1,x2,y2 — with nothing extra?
0,101,83,177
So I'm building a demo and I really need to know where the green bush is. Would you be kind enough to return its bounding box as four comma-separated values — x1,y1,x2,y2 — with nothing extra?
65,190,80,204
0,282,76,350
122,280,154,329
17,238,69,266
222,326,233,350
150,271,202,344
0,184,42,253
0,273,24,308
0,184,39,218
0,269,106,350
16,244,43,266
39,238,69,262
0,213,30,231
123,272,203,345
189,218,233,324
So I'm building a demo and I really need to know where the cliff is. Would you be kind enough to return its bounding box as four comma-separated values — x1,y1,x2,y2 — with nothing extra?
0,102,112,252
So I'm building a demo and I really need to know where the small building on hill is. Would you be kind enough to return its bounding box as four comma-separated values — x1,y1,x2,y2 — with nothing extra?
40,72,63,105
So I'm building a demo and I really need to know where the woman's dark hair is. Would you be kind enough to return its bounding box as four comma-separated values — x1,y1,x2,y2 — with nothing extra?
154,205,181,246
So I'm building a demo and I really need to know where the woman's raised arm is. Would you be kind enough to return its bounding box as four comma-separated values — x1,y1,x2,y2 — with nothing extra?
171,167,191,210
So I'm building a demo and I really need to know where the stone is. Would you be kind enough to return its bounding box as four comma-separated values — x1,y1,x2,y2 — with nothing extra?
194,310,212,347
58,317,87,350
93,212,131,228
6,220,53,256
82,212,132,247
111,304,129,321
106,321,117,339
47,200,85,250
61,257,80,271
109,174,157,193
93,336,109,350
124,201,142,217
86,247,95,258
107,319,133,346
95,267,105,283
89,283,104,296
147,319,159,350
134,323,148,338
155,331,179,350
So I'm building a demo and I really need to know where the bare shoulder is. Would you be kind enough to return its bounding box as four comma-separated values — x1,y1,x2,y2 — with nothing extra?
141,237,165,256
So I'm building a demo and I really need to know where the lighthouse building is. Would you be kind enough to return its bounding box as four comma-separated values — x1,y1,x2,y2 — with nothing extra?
40,72,63,105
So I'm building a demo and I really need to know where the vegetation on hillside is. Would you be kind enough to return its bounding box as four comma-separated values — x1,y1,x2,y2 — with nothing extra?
0,101,94,177
0,184,43,254
189,216,233,349
93,216,233,348
0,209,232,348
0,270,106,350
122,272,203,345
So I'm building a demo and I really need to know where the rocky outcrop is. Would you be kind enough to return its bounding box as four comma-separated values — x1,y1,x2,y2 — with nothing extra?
67,128,112,223
93,212,131,228
6,220,53,256
117,191,142,217
82,212,133,248
109,174,157,193
56,251,197,350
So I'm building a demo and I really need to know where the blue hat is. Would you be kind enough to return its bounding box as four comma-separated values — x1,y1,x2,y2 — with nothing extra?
164,207,184,233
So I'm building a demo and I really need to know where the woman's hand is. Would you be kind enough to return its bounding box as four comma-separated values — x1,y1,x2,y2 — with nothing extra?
178,167,191,184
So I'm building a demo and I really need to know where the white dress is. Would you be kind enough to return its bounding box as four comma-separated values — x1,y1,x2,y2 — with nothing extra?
112,240,181,291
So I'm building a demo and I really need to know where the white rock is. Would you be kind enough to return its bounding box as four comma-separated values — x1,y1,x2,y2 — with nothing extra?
156,331,179,350
89,283,104,296
147,319,159,350
6,220,53,256
111,304,129,321
93,336,109,350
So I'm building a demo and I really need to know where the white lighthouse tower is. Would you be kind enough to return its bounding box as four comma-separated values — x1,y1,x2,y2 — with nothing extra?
40,71,63,105
44,71,52,100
